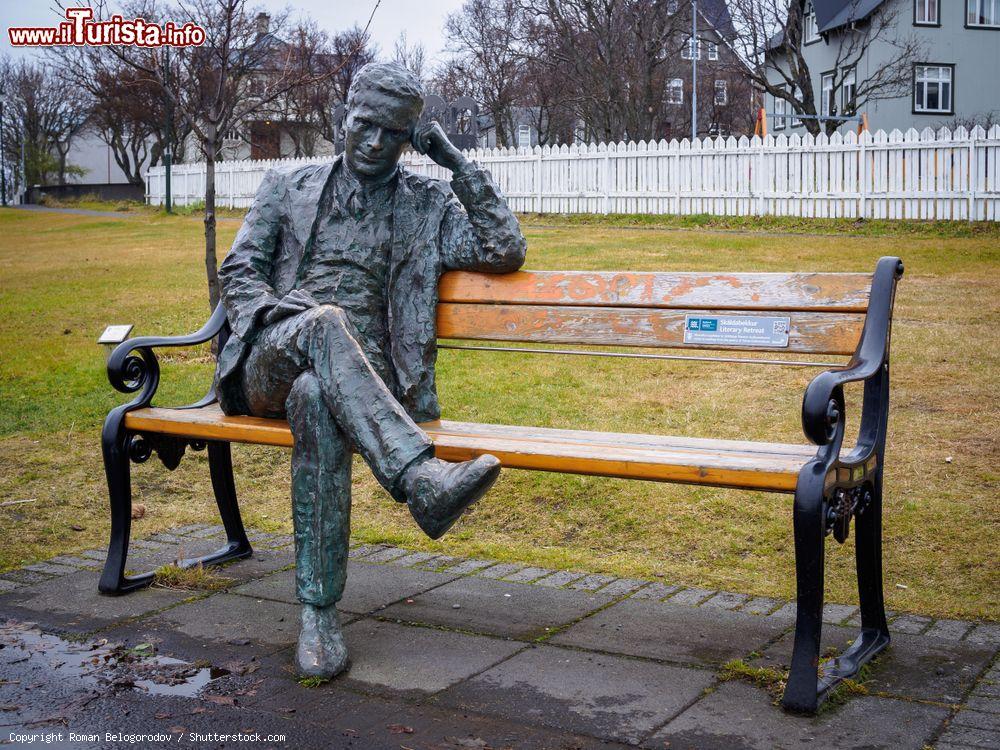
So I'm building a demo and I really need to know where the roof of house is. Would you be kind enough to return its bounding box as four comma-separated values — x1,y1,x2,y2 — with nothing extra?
701,0,738,39
767,0,887,51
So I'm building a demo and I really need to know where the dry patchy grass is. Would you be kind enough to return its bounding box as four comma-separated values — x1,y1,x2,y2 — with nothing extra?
0,207,997,620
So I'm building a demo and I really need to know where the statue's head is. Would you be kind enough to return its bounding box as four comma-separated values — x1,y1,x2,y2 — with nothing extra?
343,62,424,181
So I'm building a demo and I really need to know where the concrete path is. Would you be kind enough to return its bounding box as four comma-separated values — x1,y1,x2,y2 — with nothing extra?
1,525,996,749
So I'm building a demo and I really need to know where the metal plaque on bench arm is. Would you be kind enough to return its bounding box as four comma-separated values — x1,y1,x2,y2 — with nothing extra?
683,314,791,348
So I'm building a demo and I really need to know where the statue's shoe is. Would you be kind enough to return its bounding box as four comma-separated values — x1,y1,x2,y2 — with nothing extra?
296,604,349,679
401,455,501,539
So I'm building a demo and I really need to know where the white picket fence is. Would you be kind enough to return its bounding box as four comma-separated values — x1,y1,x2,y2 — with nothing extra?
146,125,1000,221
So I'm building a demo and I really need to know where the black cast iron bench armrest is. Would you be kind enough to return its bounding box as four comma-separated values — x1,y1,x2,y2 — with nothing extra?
106,303,229,408
801,257,904,450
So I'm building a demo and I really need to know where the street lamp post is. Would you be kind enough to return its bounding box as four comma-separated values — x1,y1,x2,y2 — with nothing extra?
691,0,698,140
164,47,173,214
0,98,7,207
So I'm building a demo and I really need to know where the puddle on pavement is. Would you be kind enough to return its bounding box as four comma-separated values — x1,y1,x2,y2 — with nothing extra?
0,620,229,698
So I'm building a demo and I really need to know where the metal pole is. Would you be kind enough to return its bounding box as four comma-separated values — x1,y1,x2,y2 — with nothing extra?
164,47,173,213
0,98,7,207
691,0,698,140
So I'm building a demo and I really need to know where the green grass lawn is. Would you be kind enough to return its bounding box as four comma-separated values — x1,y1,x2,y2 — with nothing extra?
1,207,998,621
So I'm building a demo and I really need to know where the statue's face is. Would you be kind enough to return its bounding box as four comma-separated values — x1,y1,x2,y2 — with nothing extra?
343,88,419,180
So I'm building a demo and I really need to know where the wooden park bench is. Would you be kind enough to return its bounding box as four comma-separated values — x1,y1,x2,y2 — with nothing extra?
98,256,903,713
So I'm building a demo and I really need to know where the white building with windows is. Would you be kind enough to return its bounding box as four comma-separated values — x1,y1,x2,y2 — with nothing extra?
765,0,999,132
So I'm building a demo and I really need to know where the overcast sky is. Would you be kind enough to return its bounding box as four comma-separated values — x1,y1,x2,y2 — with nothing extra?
0,0,465,64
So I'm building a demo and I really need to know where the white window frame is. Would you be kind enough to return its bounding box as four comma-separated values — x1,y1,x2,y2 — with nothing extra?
714,79,728,105
841,68,856,113
773,93,787,130
667,78,684,104
681,37,701,60
804,3,820,42
915,0,939,24
821,73,835,117
517,124,532,148
914,65,953,113
707,41,719,60
967,0,1000,25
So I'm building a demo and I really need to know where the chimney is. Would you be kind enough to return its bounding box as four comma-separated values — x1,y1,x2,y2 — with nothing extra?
256,12,270,37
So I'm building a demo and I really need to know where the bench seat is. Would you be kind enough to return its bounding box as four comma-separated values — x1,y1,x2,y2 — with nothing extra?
125,405,814,492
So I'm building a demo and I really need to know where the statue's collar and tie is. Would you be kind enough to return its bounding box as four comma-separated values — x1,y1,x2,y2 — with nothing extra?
335,158,400,218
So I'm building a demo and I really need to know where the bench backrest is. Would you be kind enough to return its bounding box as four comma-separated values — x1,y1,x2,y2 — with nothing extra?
436,271,872,357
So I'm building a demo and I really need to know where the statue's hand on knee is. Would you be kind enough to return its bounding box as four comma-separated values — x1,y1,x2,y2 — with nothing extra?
264,289,320,326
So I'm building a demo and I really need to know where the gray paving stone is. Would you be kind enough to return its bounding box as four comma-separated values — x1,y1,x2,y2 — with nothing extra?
742,596,781,615
503,566,554,584
645,681,950,750
966,694,1000,714
347,543,386,559
362,546,411,564
0,569,53,585
477,562,525,579
629,582,681,601
153,592,299,650
417,555,460,570
130,539,171,551
340,618,523,695
259,534,294,549
757,624,995,703
442,558,496,575
822,603,857,624
534,570,586,588
597,578,648,598
769,601,798,622
936,725,998,748
667,587,715,606
702,591,750,610
188,524,225,538
47,555,101,569
0,579,20,592
436,644,715,744
147,532,188,544
966,622,1000,646
172,523,210,535
388,551,439,568
953,708,1000,731
893,613,932,634
381,575,614,640
550,597,787,668
0,570,190,633
79,549,107,561
925,618,974,641
22,562,77,576
231,561,459,615
975,681,1000,698
569,573,616,592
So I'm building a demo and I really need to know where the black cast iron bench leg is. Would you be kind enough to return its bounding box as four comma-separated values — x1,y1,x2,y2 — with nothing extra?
781,466,890,712
98,405,253,596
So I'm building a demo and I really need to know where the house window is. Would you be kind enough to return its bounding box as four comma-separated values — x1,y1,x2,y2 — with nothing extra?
667,78,684,104
714,80,728,105
804,3,820,42
914,65,953,113
773,94,787,130
707,41,719,60
915,0,939,24
841,68,856,113
821,73,835,117
967,0,1000,25
681,37,701,59
517,124,531,148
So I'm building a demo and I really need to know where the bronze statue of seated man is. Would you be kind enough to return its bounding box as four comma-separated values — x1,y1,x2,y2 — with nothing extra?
215,62,527,678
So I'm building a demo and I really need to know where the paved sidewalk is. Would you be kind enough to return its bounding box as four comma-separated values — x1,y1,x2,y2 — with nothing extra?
1,525,996,749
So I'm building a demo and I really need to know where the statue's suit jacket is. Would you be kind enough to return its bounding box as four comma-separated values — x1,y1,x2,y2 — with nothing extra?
215,155,527,423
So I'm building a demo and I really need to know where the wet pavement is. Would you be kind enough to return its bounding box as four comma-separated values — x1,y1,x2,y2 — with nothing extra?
1,525,997,749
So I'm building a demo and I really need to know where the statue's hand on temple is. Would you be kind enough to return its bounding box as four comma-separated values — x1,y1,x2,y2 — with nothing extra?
263,289,320,326
412,121,472,176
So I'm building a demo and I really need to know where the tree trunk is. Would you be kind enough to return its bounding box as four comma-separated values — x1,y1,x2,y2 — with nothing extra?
203,130,220,314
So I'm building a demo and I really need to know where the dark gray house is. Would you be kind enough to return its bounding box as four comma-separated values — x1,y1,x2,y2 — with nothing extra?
765,0,1000,133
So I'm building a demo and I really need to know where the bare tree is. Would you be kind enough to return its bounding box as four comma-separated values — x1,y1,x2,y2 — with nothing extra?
391,31,426,83
0,57,90,188
727,0,924,135
310,24,378,147
89,0,352,311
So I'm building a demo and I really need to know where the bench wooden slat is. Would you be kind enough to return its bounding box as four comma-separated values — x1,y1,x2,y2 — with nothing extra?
436,304,864,355
124,406,811,492
439,271,872,312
